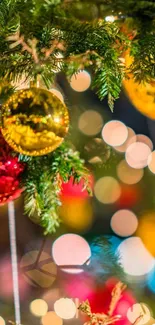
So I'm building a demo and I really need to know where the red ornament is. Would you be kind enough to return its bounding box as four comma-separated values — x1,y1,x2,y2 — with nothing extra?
0,131,25,205
61,175,94,199
88,279,136,325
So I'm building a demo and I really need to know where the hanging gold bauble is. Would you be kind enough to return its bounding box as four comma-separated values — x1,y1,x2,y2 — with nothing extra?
123,53,155,119
1,87,69,156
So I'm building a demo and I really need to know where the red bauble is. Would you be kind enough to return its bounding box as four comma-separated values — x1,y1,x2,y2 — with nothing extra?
88,279,136,325
61,175,94,199
0,131,25,205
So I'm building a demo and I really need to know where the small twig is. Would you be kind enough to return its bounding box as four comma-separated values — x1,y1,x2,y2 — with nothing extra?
108,282,127,316
7,32,39,64
133,314,144,325
41,40,65,59
34,237,46,268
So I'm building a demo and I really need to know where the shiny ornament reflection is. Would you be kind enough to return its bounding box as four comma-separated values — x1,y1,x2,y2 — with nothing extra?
1,87,69,156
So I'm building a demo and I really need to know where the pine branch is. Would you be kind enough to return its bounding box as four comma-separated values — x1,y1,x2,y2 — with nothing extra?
0,0,154,109
20,141,91,234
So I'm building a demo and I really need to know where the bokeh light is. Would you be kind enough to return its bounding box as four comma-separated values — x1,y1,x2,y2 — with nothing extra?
0,317,5,325
136,134,153,151
59,198,93,232
105,16,115,22
78,110,103,136
125,142,151,169
136,212,155,256
117,160,144,184
52,234,91,274
20,250,57,288
111,210,138,237
114,127,135,152
116,185,141,209
127,303,151,325
54,298,76,319
30,299,48,317
148,151,155,174
117,237,155,276
41,311,63,325
102,120,128,147
50,88,64,102
147,267,155,293
94,176,121,204
70,70,91,92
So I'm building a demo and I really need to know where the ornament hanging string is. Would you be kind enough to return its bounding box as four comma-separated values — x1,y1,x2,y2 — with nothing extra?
8,201,21,325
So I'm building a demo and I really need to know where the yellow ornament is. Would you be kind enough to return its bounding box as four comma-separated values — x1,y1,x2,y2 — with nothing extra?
123,53,155,119
1,87,69,156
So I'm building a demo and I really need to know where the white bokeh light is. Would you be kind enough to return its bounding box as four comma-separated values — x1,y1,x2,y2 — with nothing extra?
30,299,48,317
114,127,136,153
0,317,5,325
117,237,155,276
54,298,76,320
111,210,138,237
127,303,151,325
136,134,153,151
70,70,91,92
102,120,128,147
52,234,91,274
125,142,151,169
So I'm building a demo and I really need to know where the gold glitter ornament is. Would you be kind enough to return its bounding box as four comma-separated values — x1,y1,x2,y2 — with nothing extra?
1,87,69,156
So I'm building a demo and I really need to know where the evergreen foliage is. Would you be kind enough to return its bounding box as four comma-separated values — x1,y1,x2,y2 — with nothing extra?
0,0,154,109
